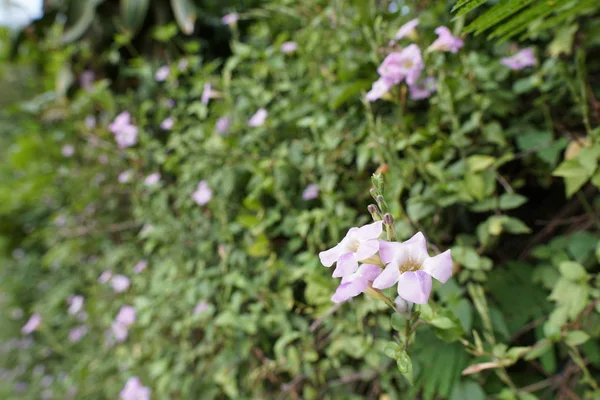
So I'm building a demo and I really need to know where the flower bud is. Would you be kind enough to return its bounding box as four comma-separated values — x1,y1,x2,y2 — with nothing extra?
367,204,382,221
394,296,413,315
383,213,394,226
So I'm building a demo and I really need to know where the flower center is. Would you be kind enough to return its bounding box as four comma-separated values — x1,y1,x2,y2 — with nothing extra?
399,259,421,273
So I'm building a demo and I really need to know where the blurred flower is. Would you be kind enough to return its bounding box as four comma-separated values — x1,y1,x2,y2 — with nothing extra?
155,65,170,82
377,44,423,86
221,13,239,25
194,301,209,315
61,144,75,157
133,260,147,274
394,18,419,40
67,295,84,315
165,99,175,108
98,270,112,284
110,275,130,293
54,215,67,227
501,47,536,70
281,41,298,53
178,58,189,71
144,173,161,186
192,180,212,206
409,76,437,100
331,264,382,303
85,115,96,129
79,70,94,92
22,313,41,335
14,382,27,393
319,221,383,278
428,26,463,53
120,377,150,400
366,78,392,102
302,184,319,200
118,170,133,184
201,83,215,105
372,232,453,304
116,306,136,326
248,108,268,127
109,112,138,149
68,326,88,343
160,117,174,130
215,117,231,135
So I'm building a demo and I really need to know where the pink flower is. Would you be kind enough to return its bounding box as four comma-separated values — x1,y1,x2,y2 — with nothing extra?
248,108,268,127
155,65,170,82
22,313,41,335
394,18,419,40
120,377,150,400
67,295,84,315
428,26,464,54
366,78,392,102
281,41,298,53
133,260,147,274
110,275,130,293
160,117,174,130
85,115,96,129
372,232,453,304
331,264,382,303
194,301,209,315
118,170,133,184
116,306,136,326
111,322,129,342
109,112,138,149
98,270,112,284
178,58,189,71
409,76,437,100
302,184,319,200
68,326,88,343
80,70,94,92
501,47,536,70
201,83,215,105
319,221,383,278
215,117,231,135
144,173,161,186
61,144,75,157
221,13,239,25
192,180,212,206
377,44,423,86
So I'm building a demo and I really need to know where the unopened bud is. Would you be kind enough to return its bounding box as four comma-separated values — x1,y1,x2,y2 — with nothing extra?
394,296,413,315
367,204,382,221
383,213,394,226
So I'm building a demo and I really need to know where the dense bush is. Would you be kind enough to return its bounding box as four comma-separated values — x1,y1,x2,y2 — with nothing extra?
1,1,600,399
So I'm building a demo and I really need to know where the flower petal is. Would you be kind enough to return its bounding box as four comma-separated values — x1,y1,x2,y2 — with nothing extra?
355,239,379,261
397,270,432,304
402,232,429,264
372,264,401,290
331,278,368,303
358,264,382,282
378,240,399,265
356,221,383,240
422,250,453,283
318,245,343,267
332,252,358,278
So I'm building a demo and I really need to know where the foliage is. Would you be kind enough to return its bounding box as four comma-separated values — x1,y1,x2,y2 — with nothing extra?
1,0,600,399
453,0,600,42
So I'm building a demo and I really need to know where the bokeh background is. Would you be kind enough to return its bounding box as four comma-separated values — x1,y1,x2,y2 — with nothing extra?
1,0,600,399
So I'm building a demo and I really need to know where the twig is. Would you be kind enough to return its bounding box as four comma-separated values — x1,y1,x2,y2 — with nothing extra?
309,303,342,332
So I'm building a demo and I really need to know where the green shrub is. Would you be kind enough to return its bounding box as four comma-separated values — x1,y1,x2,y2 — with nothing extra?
1,1,599,399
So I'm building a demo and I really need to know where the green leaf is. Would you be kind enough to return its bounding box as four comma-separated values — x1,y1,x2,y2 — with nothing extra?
548,24,578,57
61,0,99,44
565,330,590,346
498,193,527,210
170,0,196,35
121,0,150,34
501,216,531,234
525,340,553,360
558,261,588,281
467,155,496,172
449,380,486,400
465,173,486,201
396,349,413,384
391,313,406,332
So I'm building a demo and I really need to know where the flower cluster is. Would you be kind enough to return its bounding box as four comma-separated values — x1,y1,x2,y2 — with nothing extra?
366,19,463,102
109,112,138,149
319,215,453,306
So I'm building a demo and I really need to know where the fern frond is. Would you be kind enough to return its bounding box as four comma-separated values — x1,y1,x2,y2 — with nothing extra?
464,0,536,35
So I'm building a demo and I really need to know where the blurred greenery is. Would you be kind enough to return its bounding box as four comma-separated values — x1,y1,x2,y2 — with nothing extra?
1,0,600,399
